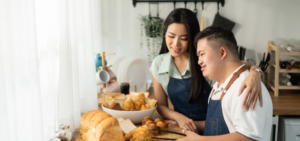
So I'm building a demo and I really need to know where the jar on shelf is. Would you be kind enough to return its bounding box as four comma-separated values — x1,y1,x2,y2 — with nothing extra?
280,73,291,79
279,77,292,86
273,38,291,52
288,39,300,52
287,59,300,69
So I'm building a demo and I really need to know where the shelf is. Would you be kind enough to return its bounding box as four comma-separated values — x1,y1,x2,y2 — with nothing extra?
270,63,300,73
278,86,300,90
279,69,300,73
270,63,275,67
267,41,300,96
268,44,300,56
269,84,275,91
269,44,277,51
279,52,300,56
268,83,300,90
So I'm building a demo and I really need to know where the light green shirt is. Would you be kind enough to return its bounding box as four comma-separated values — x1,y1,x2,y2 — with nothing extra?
149,52,215,97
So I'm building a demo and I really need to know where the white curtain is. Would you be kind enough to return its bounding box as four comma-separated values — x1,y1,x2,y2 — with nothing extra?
0,0,102,140
57,0,101,131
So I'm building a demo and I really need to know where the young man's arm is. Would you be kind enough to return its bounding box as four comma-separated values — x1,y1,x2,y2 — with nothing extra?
176,130,253,141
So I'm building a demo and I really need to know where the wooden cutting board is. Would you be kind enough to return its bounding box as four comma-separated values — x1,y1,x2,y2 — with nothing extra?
75,125,184,141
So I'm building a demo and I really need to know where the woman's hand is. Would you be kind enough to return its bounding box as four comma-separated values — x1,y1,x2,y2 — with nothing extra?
165,119,178,126
238,69,263,111
173,114,197,132
176,130,203,141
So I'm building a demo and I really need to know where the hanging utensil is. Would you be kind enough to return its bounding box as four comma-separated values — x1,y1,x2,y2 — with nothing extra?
265,53,270,63
238,46,243,60
259,53,265,68
262,63,269,72
200,16,204,31
194,1,198,15
212,1,235,31
173,1,176,10
262,53,270,72
241,46,246,61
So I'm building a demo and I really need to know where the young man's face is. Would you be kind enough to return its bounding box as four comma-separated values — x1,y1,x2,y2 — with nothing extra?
196,38,221,80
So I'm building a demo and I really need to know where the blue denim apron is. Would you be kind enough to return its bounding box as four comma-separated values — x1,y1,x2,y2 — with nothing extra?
203,94,230,135
203,65,248,135
167,76,211,121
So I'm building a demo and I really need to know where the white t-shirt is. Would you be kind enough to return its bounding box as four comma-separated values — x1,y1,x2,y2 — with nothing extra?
208,64,273,141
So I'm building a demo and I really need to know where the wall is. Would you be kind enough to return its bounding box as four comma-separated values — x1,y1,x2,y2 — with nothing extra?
101,0,300,65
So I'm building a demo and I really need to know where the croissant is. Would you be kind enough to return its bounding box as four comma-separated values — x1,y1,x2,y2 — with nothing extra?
123,97,135,111
134,92,146,110
140,104,151,111
154,118,164,124
125,125,149,141
142,117,153,125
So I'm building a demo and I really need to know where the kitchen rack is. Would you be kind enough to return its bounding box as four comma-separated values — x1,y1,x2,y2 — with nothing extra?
267,41,300,96
96,52,115,89
132,0,225,8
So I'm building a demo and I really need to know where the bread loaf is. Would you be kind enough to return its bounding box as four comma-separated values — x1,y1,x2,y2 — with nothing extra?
80,110,123,141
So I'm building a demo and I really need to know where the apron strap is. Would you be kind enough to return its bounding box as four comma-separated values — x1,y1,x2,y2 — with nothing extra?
220,65,248,101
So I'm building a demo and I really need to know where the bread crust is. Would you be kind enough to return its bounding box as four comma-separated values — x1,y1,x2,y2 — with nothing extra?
80,110,123,141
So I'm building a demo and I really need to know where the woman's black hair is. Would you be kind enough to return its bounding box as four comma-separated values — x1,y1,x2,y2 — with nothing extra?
159,8,204,103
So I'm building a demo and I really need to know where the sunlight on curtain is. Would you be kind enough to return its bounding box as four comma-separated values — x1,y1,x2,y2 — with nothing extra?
0,0,102,140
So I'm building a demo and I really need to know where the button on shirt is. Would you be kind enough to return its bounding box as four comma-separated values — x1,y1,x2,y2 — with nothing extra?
149,52,215,97
208,64,273,141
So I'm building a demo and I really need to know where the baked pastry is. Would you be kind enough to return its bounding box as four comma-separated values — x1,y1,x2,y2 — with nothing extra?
154,118,164,124
134,92,146,110
140,104,151,111
124,125,151,141
156,121,168,131
123,97,135,111
147,123,159,136
145,120,155,126
108,102,121,110
80,110,123,141
142,116,153,125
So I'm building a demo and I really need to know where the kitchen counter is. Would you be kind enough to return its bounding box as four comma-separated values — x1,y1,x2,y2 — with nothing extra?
71,88,300,140
270,89,300,115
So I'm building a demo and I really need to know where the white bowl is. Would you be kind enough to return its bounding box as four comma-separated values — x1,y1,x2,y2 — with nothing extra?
102,104,157,124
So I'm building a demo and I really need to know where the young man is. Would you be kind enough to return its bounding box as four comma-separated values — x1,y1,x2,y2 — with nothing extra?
177,26,273,141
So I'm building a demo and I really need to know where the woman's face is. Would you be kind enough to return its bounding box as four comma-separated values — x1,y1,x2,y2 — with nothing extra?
165,23,189,58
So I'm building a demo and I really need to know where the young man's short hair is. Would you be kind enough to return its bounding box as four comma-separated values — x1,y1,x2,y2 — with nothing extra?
194,26,239,58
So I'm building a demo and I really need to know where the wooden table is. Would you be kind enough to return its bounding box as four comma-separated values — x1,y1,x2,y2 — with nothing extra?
270,89,300,115
75,125,184,141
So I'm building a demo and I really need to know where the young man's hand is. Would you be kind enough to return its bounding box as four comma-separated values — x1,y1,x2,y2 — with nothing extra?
176,130,203,141
238,68,263,111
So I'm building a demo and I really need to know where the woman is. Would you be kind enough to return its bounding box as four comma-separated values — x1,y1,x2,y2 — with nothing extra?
149,8,263,133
